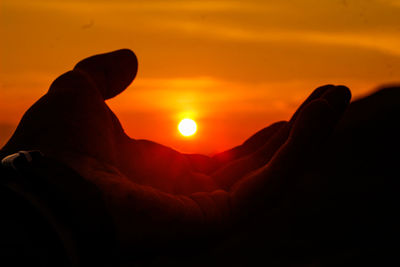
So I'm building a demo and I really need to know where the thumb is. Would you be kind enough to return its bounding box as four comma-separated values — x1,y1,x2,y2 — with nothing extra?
74,49,138,100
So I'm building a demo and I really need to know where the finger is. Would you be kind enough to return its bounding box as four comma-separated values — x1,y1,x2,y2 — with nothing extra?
7,50,139,167
48,49,138,100
223,85,351,183
211,122,288,189
277,94,350,179
231,95,350,216
289,99,337,147
74,49,138,100
319,85,352,115
289,84,334,125
252,121,291,165
211,85,347,188
212,121,287,167
94,171,231,254
260,85,338,161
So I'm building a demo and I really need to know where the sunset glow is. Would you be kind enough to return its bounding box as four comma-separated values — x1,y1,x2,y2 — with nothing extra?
1,0,399,154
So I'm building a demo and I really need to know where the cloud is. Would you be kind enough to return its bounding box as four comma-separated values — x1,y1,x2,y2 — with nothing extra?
6,0,398,56
2,0,259,13
152,18,400,56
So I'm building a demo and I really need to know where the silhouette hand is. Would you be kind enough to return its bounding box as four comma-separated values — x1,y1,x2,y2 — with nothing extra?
1,50,351,258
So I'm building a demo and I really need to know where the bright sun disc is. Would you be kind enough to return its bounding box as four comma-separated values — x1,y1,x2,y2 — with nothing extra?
178,118,197,137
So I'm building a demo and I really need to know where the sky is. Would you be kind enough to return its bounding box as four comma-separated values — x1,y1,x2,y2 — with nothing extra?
1,0,399,154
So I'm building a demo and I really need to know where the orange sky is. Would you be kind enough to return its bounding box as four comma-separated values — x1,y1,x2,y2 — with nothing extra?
1,0,399,154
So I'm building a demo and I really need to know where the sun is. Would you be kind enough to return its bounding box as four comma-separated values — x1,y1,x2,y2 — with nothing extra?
178,118,197,137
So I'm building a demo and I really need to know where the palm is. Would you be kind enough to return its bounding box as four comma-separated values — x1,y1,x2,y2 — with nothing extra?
1,50,351,255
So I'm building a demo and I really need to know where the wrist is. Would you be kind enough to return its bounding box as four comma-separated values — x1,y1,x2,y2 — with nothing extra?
0,151,118,266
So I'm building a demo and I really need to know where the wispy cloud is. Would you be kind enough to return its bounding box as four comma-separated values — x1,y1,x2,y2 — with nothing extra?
3,0,261,13
6,0,398,56
152,18,400,56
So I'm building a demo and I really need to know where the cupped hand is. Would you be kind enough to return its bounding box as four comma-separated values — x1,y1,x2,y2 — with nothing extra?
1,49,351,257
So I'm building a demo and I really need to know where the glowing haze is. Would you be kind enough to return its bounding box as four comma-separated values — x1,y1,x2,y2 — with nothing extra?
1,0,399,154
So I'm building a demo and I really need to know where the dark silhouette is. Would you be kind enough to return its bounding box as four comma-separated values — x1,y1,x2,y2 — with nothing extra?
0,49,399,266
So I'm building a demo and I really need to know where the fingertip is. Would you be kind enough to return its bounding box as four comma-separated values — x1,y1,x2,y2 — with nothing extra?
313,84,335,96
321,85,352,115
74,49,138,100
107,48,138,98
110,48,138,81
305,84,336,103
289,84,334,124
335,85,352,104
